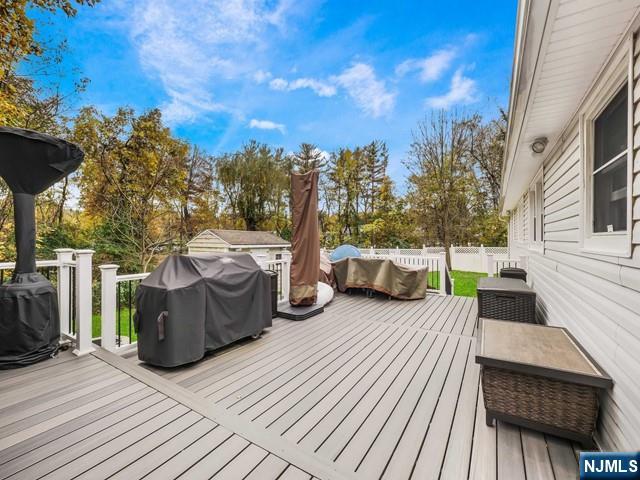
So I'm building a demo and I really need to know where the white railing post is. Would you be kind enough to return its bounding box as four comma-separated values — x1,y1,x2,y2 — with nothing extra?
519,255,528,271
281,251,291,302
486,253,495,277
438,251,447,295
73,250,95,356
449,245,455,271
54,248,74,338
99,264,119,352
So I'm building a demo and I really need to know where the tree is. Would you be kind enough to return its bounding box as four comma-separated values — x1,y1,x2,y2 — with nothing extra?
361,140,389,217
216,141,289,232
1,0,97,127
405,111,479,251
72,107,188,271
325,147,363,243
291,143,326,173
468,108,507,210
0,0,98,262
175,146,217,248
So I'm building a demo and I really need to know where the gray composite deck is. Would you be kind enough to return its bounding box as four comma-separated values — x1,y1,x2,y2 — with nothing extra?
0,293,583,479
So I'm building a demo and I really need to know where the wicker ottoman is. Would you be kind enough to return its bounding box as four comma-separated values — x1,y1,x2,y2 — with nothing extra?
477,277,536,323
476,318,612,447
500,267,527,282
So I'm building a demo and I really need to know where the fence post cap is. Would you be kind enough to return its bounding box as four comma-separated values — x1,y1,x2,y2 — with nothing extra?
53,248,75,253
74,249,95,255
99,264,119,270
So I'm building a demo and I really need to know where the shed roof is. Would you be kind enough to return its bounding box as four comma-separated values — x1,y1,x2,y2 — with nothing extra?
188,229,290,247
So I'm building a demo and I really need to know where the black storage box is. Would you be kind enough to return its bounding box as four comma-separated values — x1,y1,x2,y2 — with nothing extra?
477,277,537,324
500,267,527,282
265,270,278,318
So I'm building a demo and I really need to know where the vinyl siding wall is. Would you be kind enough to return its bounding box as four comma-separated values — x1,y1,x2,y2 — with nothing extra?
187,231,229,253
507,33,640,451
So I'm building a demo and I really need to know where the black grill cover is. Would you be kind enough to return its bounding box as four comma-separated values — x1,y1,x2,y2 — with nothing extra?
134,253,272,367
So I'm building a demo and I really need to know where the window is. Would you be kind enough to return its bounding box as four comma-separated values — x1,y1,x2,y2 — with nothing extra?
592,86,628,233
580,42,632,257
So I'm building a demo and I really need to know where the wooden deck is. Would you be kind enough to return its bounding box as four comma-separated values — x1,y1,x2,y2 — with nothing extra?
0,294,583,479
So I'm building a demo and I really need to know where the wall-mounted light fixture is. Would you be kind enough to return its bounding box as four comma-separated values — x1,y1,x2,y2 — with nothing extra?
531,137,548,154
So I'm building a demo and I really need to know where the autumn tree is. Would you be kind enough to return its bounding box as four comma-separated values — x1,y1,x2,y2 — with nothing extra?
216,141,290,232
72,107,188,271
405,111,479,251
174,146,217,247
0,0,98,260
468,109,507,210
0,0,97,127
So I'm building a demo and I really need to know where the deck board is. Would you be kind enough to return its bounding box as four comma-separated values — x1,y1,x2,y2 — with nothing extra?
0,293,582,479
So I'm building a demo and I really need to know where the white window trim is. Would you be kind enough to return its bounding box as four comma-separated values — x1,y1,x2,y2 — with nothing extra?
528,168,544,253
579,35,633,258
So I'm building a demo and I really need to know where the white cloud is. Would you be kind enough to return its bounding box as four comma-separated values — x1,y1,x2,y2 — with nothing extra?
425,68,478,109
395,48,456,83
331,63,396,118
269,78,289,90
269,77,337,97
249,118,286,133
253,70,272,84
129,0,295,124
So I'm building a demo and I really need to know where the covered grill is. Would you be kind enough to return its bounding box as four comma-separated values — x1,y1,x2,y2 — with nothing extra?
134,253,272,367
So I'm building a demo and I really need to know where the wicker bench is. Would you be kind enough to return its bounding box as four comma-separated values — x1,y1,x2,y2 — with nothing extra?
499,267,527,282
476,318,612,447
477,277,537,323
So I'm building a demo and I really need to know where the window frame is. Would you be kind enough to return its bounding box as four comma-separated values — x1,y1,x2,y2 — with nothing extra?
579,37,633,258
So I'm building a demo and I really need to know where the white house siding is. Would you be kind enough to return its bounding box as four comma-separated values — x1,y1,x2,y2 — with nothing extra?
507,33,640,451
187,230,229,253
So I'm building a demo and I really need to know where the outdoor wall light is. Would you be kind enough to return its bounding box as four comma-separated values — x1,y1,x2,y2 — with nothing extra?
530,137,548,154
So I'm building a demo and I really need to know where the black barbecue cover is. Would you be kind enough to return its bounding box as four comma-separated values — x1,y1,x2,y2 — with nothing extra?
134,253,272,367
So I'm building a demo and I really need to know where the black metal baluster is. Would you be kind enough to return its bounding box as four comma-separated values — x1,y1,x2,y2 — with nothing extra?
128,280,132,344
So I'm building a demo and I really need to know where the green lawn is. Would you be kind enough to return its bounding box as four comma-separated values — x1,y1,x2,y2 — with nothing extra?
92,307,137,344
450,270,487,297
89,271,482,342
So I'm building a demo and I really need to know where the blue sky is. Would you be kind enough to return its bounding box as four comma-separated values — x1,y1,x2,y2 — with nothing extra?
34,0,517,184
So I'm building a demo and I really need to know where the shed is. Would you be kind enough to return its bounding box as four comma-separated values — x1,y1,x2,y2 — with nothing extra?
187,229,290,260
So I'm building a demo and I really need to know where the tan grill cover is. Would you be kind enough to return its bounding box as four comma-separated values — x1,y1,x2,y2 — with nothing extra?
332,257,429,300
290,170,320,306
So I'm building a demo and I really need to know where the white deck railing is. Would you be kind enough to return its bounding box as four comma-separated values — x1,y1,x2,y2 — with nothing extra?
485,255,528,277
0,248,95,356
360,252,451,295
99,254,292,353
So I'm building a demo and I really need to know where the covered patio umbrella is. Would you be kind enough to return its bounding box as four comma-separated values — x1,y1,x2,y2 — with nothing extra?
289,169,320,306
0,127,84,369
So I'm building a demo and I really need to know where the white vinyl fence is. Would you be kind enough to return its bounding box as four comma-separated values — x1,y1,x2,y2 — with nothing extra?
449,245,508,272
360,252,450,295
